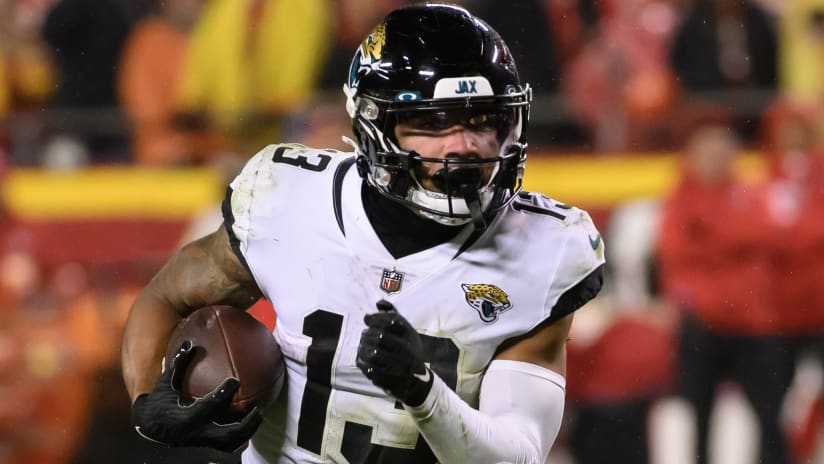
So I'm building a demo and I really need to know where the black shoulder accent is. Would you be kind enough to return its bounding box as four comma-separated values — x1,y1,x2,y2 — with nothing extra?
493,265,604,357
333,157,357,236
221,186,254,276
547,264,604,323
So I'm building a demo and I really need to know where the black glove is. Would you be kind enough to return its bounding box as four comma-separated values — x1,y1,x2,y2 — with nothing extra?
130,341,262,453
357,300,434,407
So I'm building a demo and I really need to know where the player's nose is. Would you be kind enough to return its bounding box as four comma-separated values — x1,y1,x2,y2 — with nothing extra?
440,126,476,155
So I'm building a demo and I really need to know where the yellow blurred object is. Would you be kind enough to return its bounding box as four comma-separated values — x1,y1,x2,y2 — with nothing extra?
0,153,768,220
177,0,332,132
780,0,824,100
0,58,8,116
522,152,765,206
780,0,824,140
2,167,223,220
25,342,60,379
9,42,55,104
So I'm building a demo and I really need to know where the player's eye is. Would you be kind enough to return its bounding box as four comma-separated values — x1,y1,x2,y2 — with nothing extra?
465,113,496,130
400,112,454,131
398,111,499,132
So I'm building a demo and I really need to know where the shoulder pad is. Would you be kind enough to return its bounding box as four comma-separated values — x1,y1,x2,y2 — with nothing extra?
224,143,352,255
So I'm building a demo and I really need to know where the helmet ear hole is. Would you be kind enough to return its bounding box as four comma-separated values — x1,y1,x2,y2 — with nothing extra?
359,99,381,121
374,167,392,187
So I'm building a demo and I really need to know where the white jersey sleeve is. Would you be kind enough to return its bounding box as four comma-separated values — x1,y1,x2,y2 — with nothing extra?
487,191,605,326
528,193,605,321
222,143,349,298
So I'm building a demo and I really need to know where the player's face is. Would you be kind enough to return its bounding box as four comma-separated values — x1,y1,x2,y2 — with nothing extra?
686,126,739,184
394,110,503,194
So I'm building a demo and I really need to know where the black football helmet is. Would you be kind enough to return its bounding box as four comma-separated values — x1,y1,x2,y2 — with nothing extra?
343,3,531,228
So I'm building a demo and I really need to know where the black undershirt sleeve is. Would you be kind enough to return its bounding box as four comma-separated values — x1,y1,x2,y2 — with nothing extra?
221,186,254,277
546,264,604,323
494,264,605,356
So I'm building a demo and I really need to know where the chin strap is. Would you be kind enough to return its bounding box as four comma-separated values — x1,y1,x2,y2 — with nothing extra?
461,187,486,232
432,166,488,231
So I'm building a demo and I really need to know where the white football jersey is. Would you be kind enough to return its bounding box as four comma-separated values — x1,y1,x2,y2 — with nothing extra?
225,144,605,464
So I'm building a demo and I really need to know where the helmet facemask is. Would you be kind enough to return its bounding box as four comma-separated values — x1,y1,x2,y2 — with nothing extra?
348,91,531,229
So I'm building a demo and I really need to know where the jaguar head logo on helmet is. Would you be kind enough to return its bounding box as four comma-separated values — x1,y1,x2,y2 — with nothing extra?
343,3,532,230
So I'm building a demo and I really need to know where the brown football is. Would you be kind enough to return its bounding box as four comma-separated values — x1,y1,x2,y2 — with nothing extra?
165,305,285,422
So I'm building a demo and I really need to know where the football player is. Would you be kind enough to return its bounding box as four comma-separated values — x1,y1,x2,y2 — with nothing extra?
122,3,605,463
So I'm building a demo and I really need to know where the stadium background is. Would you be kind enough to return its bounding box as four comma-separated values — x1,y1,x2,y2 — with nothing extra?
0,0,823,463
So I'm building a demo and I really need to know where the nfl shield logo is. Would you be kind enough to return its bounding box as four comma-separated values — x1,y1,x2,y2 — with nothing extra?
380,269,404,294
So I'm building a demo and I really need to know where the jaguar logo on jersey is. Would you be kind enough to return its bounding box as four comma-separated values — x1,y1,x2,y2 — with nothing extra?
380,269,404,294
461,283,512,323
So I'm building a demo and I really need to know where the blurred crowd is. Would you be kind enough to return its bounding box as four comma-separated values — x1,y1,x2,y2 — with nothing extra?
4,0,824,167
0,0,824,463
563,99,824,464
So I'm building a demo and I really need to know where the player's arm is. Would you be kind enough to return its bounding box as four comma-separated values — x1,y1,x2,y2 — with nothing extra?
410,269,599,464
121,225,263,452
358,266,603,464
122,225,262,401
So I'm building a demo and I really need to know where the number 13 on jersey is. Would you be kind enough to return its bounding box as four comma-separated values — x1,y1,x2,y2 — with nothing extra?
296,309,460,462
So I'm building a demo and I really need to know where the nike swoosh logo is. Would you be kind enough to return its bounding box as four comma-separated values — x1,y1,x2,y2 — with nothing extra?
589,234,601,250
413,369,431,383
134,426,166,445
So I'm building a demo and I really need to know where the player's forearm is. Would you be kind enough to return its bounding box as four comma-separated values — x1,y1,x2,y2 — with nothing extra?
406,360,565,464
121,289,184,402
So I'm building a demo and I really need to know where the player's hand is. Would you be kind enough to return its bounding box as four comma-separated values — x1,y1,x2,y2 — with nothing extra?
357,300,434,406
130,341,262,453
